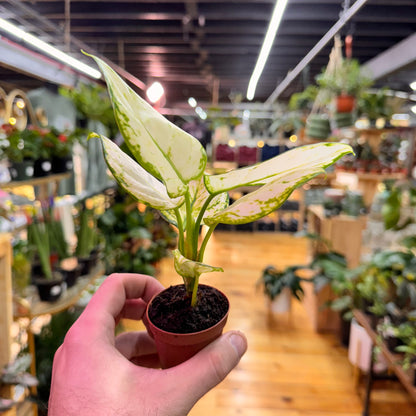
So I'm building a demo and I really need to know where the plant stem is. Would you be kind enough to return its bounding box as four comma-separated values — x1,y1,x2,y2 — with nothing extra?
192,194,215,258
184,193,194,259
174,207,184,253
191,274,200,307
197,225,216,262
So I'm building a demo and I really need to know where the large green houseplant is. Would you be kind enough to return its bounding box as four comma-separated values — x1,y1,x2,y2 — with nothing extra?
86,53,353,367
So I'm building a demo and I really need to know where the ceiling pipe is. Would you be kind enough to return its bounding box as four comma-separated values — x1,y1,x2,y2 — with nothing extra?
264,0,369,107
3,0,146,90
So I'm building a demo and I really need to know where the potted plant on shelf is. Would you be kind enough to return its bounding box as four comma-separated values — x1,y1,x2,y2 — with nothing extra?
257,265,306,314
49,128,75,174
46,206,82,288
27,215,64,302
75,204,100,276
0,123,38,180
357,88,395,126
11,239,34,297
97,189,177,276
86,53,353,368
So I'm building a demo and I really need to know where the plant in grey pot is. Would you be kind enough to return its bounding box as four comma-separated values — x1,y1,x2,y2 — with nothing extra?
86,52,353,368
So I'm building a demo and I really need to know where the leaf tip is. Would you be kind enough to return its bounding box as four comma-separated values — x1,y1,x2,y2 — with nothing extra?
87,132,100,141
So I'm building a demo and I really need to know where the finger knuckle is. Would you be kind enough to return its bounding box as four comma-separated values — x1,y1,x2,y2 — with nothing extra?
208,350,228,384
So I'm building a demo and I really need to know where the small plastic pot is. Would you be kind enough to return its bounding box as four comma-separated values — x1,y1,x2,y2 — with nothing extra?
51,155,73,174
33,273,64,302
145,285,229,369
59,265,82,288
8,160,34,181
33,158,52,177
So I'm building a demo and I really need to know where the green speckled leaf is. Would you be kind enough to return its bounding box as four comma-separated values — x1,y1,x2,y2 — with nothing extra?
205,167,323,225
173,249,223,279
96,134,184,210
205,142,352,194
88,54,207,198
161,177,228,226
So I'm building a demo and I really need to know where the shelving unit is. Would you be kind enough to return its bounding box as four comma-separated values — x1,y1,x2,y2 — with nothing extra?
0,173,71,190
353,310,416,415
0,173,104,415
14,264,104,319
0,173,71,202
334,127,415,206
0,233,16,416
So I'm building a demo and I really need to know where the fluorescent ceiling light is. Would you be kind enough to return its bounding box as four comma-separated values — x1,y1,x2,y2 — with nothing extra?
188,97,197,107
146,81,164,103
410,81,416,91
195,106,207,120
246,0,288,101
0,17,101,79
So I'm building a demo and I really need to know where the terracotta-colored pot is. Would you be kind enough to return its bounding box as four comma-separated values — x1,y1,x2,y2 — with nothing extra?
145,285,229,369
336,94,355,113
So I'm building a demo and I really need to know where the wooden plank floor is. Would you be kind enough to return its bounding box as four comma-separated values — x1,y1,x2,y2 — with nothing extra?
127,231,416,416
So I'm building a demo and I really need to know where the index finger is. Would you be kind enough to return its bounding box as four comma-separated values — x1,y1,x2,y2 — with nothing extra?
78,273,164,338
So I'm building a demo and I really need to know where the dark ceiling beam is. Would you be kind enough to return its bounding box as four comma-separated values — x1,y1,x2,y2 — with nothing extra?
66,22,412,37
74,35,395,49
9,0,415,3
107,46,311,55
14,0,388,4
40,6,416,24
102,45,384,56
43,9,337,22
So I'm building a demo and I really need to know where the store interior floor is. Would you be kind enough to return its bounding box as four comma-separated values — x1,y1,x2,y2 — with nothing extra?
124,231,416,416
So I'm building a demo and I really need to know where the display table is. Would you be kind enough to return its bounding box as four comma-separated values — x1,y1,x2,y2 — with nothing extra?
307,205,367,268
303,206,367,333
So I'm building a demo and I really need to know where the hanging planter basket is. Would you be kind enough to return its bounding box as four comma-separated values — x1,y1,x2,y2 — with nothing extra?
305,114,331,140
336,94,355,113
333,112,355,129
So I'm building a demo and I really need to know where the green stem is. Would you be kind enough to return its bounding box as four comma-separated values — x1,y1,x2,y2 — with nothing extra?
184,193,194,259
197,224,216,262
174,207,184,253
190,274,200,307
192,194,215,257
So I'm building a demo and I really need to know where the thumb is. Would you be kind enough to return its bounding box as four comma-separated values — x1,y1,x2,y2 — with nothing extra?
166,331,247,408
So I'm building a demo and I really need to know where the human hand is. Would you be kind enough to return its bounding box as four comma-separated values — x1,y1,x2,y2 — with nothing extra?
48,273,247,416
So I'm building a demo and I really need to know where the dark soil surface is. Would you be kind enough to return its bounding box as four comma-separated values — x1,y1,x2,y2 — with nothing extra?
148,284,229,334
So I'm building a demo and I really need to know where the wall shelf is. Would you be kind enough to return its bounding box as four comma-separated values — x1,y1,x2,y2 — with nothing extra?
13,264,105,319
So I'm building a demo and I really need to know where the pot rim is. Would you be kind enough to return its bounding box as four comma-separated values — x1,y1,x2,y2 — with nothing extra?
145,283,229,343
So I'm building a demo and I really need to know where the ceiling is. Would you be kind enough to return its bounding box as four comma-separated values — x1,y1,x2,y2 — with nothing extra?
0,0,416,112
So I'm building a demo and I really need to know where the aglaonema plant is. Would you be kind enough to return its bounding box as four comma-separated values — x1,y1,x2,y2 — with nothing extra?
87,53,353,308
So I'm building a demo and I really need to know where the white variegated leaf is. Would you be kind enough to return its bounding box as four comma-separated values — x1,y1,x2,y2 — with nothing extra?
173,249,223,279
205,167,324,225
161,177,229,227
88,53,207,198
205,142,352,194
94,134,184,210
